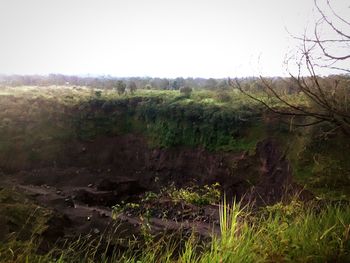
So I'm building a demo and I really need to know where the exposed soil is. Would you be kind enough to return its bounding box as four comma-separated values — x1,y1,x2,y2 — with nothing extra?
0,134,306,248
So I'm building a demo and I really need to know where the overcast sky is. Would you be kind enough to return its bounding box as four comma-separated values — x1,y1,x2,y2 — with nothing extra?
0,0,348,77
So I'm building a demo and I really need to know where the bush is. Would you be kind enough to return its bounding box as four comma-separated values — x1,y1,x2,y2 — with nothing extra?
94,90,102,98
166,183,221,205
116,80,126,95
215,91,232,103
179,86,192,97
128,81,137,94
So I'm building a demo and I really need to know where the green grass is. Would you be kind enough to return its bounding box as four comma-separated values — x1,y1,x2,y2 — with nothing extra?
164,183,221,206
291,126,350,200
0,86,262,153
0,188,54,263
0,86,305,158
2,198,349,262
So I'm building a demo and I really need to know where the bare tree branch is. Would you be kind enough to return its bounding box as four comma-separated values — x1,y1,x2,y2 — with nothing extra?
326,0,350,27
231,0,350,137
315,0,350,39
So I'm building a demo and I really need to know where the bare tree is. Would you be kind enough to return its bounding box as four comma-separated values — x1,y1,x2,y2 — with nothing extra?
231,0,350,136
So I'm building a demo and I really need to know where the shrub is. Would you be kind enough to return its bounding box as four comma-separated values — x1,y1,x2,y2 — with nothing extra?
128,81,137,94
94,90,102,98
215,91,232,103
165,183,221,205
115,80,126,95
179,86,192,97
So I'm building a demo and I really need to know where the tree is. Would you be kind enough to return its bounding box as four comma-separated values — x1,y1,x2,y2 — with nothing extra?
205,78,218,90
144,84,152,90
179,86,193,97
215,79,230,90
231,0,350,136
128,81,137,94
171,80,180,90
152,78,169,90
116,80,126,95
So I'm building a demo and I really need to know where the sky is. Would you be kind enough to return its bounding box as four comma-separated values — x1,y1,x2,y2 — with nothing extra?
0,0,348,78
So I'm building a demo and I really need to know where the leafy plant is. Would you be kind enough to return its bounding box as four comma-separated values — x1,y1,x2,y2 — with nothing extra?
165,183,221,206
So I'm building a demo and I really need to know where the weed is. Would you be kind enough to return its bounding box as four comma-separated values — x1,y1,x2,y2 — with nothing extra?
165,183,221,206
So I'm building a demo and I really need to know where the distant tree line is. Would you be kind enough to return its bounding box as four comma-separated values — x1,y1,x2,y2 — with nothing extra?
0,74,235,91
1,74,348,98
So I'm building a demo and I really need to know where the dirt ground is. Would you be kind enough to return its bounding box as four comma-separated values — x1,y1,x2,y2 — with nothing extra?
0,134,305,248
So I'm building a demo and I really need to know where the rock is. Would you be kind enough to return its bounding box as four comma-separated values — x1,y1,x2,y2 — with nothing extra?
74,188,120,207
99,212,108,218
96,179,146,196
64,198,74,207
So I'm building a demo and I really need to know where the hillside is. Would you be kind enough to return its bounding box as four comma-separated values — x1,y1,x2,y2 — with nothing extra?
0,86,349,262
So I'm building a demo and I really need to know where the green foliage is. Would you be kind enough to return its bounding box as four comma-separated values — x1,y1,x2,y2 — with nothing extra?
116,80,126,95
0,89,79,170
199,198,255,262
179,86,193,97
0,188,55,263
141,191,159,202
214,90,233,103
136,96,261,151
72,91,262,151
0,87,264,156
292,126,350,200
128,81,137,94
4,200,350,262
112,184,221,221
94,90,102,98
254,202,350,262
165,183,221,206
111,201,140,218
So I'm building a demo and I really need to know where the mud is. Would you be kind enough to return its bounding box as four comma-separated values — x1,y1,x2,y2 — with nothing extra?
0,134,301,248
